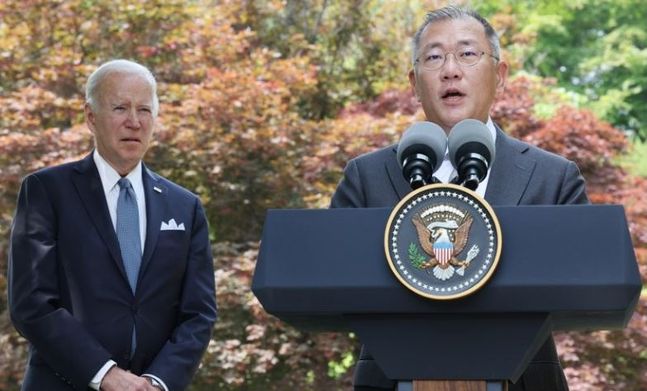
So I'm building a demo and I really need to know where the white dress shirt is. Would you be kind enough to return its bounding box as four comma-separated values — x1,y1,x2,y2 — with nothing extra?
93,150,147,250
89,151,168,391
432,117,497,197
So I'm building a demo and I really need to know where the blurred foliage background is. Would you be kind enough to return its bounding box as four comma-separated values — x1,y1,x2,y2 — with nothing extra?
0,0,646,390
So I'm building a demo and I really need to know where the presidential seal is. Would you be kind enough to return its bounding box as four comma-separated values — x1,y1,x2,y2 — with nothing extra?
384,183,502,300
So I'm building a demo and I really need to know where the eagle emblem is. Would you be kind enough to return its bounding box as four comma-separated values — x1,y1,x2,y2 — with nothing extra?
385,184,501,300
411,205,479,280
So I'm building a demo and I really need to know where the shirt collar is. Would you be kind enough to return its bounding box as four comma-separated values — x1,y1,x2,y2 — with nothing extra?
93,150,143,193
484,116,497,145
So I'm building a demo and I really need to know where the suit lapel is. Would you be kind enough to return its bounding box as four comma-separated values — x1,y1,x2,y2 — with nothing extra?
485,127,536,205
384,145,412,201
139,165,166,280
72,154,129,281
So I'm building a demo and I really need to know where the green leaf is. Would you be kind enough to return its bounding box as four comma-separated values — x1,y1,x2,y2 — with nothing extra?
408,242,426,268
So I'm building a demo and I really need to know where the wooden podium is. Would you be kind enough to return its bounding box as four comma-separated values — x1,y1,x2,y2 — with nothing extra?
252,206,640,388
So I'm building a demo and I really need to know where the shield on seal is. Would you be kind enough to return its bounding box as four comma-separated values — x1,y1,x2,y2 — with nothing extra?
433,241,453,265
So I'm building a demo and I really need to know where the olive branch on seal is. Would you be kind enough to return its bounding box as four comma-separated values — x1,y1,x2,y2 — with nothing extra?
408,243,426,269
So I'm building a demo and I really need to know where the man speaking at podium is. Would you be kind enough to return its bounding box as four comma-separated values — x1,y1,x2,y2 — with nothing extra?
8,60,217,391
331,5,588,391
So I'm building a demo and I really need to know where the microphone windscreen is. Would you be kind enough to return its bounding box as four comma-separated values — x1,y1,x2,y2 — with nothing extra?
448,119,496,168
396,121,447,169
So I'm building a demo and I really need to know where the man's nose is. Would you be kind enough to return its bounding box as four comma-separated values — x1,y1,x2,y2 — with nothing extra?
125,109,142,128
440,53,463,80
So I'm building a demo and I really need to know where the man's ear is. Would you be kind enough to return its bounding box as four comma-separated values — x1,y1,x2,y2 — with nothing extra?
84,103,96,133
408,69,420,101
495,60,509,94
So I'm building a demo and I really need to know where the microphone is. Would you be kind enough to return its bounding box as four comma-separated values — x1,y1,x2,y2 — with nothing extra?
396,122,447,190
448,119,496,191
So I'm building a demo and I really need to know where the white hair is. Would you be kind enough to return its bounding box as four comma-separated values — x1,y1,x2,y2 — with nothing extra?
85,59,159,117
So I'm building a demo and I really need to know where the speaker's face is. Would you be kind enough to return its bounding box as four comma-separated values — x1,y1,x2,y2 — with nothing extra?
409,17,508,133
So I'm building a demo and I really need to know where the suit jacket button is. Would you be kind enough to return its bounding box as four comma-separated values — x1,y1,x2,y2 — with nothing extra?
131,303,138,314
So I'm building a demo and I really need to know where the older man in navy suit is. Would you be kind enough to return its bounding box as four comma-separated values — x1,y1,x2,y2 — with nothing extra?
331,5,588,391
9,60,217,391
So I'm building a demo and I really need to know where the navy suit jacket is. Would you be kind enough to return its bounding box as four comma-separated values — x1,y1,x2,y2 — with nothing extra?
8,153,217,391
331,127,588,391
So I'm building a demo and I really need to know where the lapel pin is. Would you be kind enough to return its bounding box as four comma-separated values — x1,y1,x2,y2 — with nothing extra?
154,186,162,193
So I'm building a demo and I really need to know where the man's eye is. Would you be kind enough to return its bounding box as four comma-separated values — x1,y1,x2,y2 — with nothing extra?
114,106,125,112
139,108,151,113
425,53,443,62
461,50,479,57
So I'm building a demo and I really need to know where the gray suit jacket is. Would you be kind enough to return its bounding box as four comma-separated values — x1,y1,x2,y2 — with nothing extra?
330,127,588,391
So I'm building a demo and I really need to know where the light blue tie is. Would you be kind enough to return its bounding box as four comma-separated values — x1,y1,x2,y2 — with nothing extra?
116,178,141,356
116,178,142,292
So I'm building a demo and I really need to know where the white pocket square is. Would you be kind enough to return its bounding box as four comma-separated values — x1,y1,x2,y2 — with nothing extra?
160,218,185,231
